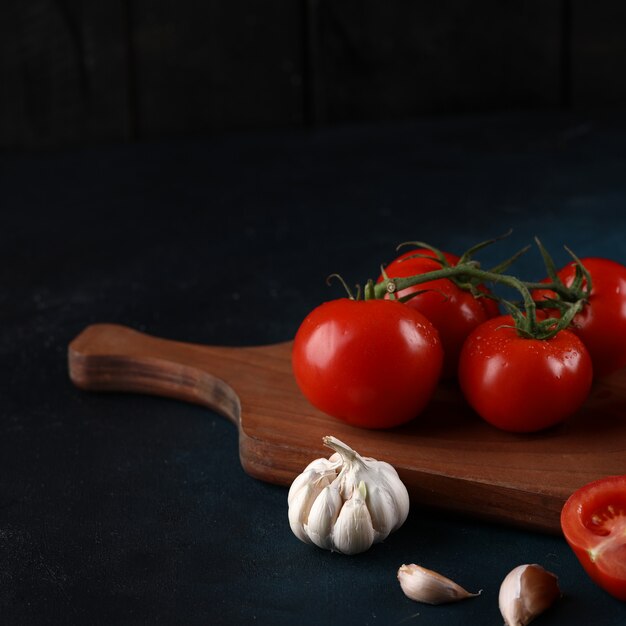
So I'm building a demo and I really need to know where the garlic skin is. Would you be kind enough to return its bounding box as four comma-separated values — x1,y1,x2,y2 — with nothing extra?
397,564,481,605
287,436,410,554
499,564,560,626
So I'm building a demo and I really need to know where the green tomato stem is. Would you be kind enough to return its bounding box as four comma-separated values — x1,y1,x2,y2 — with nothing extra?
371,263,582,339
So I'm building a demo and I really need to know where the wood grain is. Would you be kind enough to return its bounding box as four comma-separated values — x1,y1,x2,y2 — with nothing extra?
68,323,626,534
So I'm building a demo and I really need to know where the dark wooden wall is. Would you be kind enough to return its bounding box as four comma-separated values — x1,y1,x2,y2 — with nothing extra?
1,0,625,149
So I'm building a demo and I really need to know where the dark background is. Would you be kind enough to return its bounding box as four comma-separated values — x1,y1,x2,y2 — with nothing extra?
2,1,626,625
2,0,626,150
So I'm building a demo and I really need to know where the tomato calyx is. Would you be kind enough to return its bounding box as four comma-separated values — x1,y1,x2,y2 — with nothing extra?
325,273,365,301
500,294,586,341
525,237,594,307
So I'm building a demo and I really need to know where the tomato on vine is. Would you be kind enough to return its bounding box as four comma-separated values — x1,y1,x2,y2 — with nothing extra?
292,298,443,429
293,235,597,433
458,315,593,432
532,256,626,377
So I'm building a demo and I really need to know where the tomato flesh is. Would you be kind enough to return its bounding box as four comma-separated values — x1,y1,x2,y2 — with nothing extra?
292,298,443,429
380,249,498,378
562,475,626,600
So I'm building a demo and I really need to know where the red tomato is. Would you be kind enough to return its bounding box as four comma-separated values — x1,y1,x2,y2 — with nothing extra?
561,475,626,600
458,315,593,432
380,249,499,378
292,298,443,429
534,257,626,377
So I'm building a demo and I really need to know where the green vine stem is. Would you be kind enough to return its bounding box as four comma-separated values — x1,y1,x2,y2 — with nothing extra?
326,236,589,340
370,262,581,340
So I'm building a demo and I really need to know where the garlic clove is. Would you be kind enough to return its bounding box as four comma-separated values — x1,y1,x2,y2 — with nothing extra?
332,481,375,555
397,564,481,605
288,478,330,543
499,564,560,626
287,465,333,507
288,469,316,507
364,478,398,539
365,463,410,535
377,463,410,531
305,485,342,550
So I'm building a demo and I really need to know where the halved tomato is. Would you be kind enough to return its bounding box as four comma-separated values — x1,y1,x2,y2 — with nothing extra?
561,475,626,600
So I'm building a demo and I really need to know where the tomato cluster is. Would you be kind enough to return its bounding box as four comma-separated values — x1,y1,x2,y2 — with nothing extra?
292,241,626,432
292,240,626,601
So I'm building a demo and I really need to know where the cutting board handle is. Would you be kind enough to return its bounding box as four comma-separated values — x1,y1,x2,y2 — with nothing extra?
68,324,241,423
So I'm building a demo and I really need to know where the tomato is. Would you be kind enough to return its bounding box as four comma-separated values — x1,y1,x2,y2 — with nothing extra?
533,257,626,377
292,298,443,429
561,475,626,600
458,315,593,432
380,249,499,378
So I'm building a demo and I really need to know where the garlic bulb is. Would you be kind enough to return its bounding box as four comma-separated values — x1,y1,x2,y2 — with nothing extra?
397,564,481,605
499,564,560,626
288,435,410,554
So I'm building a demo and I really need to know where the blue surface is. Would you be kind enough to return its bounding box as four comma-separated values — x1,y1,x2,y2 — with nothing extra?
1,111,626,624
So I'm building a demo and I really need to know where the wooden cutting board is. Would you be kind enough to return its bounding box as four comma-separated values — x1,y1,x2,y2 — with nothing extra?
68,323,626,534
